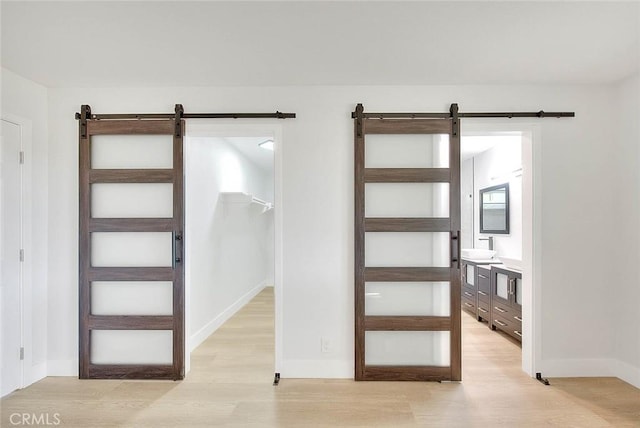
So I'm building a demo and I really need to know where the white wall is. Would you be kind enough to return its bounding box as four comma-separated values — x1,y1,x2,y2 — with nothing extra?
460,158,474,250
0,68,48,384
186,137,273,350
472,142,522,259
44,83,627,381
613,73,640,388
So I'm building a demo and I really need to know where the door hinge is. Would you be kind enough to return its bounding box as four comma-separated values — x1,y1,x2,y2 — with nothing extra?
20,347,24,360
19,151,25,164
19,249,24,262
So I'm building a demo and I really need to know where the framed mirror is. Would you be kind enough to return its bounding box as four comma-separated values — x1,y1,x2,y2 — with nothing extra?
479,183,509,234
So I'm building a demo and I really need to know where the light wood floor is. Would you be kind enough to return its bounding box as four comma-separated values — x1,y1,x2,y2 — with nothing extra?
2,288,639,427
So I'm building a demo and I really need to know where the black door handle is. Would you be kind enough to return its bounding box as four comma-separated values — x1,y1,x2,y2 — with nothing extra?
173,232,183,268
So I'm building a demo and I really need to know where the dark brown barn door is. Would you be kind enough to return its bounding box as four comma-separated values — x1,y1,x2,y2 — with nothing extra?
354,106,461,381
79,117,184,379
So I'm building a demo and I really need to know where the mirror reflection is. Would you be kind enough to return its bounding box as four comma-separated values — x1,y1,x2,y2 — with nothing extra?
479,183,509,234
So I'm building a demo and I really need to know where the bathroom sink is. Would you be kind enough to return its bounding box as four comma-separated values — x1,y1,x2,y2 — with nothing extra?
461,248,497,260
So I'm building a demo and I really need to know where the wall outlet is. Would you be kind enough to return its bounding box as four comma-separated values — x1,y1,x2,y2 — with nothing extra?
320,337,332,353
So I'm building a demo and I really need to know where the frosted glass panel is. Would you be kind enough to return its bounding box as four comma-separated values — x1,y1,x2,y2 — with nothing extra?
92,232,172,267
92,135,173,169
365,331,450,366
496,273,509,299
515,278,523,305
365,232,449,267
365,183,449,218
92,183,173,218
365,134,449,168
91,330,172,364
466,265,475,286
91,282,173,315
365,282,450,316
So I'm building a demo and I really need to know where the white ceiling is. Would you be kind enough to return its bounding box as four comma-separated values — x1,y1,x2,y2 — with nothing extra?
225,137,274,174
461,135,521,161
1,1,638,88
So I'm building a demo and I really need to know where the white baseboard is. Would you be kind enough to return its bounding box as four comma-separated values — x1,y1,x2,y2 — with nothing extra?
281,359,353,378
540,358,616,378
612,359,640,389
25,361,47,387
189,281,267,352
47,359,77,376
540,358,640,390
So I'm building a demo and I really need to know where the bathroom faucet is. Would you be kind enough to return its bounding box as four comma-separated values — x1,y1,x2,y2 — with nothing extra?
479,237,494,250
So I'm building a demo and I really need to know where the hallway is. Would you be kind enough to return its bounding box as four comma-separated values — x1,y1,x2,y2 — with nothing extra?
2,287,639,427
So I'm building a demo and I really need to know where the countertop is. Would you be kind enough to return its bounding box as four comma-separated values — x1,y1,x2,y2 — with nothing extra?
461,258,522,273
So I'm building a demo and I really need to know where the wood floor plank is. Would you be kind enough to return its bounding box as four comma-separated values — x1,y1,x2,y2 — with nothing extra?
2,287,639,427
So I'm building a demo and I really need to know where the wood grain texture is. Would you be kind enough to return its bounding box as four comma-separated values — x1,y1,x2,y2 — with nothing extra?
364,119,451,134
88,267,174,282
88,315,174,330
172,120,185,380
356,114,461,382
364,267,451,282
80,118,184,380
88,364,175,380
449,113,462,381
78,123,91,379
364,168,450,183
4,289,640,427
354,106,366,381
364,316,451,331
87,120,174,135
364,217,450,232
89,169,174,183
363,366,451,381
89,218,174,232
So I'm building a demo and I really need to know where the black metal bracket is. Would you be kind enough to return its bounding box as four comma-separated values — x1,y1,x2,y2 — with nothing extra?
450,103,459,137
174,104,184,138
78,104,92,139
273,372,280,386
536,372,550,386
355,103,364,138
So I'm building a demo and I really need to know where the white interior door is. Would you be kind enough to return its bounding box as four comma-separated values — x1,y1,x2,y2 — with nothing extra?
1,119,23,395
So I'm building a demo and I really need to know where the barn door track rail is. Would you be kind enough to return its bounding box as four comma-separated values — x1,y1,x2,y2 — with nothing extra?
76,104,296,138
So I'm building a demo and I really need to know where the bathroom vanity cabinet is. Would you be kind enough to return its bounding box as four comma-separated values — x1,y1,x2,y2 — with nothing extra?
460,259,494,320
461,259,523,343
476,266,491,322
490,265,522,342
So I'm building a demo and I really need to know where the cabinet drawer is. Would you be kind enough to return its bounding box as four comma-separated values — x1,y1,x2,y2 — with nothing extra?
462,296,476,315
476,303,490,320
511,311,522,331
462,289,476,300
477,268,491,293
477,289,490,302
492,313,522,342
492,302,511,317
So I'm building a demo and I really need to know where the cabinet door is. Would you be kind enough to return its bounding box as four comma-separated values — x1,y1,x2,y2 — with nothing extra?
463,263,475,289
511,275,523,311
492,271,510,307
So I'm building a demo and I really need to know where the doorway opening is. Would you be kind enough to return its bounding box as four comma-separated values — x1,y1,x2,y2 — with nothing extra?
460,123,539,377
184,124,282,377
